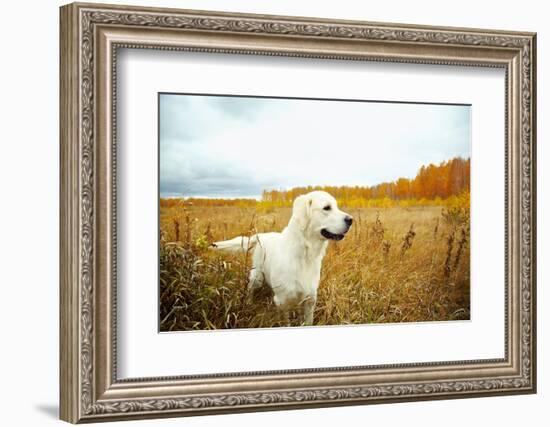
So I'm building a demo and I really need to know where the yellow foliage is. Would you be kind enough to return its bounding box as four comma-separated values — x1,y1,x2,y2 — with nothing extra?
445,191,470,210
160,192,471,211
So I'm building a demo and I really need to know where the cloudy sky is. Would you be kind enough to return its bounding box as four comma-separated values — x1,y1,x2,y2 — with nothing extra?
160,94,470,199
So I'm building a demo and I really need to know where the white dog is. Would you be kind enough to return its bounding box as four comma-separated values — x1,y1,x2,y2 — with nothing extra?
212,191,352,325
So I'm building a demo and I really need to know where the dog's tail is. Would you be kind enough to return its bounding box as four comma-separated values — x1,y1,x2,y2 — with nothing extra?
210,234,260,253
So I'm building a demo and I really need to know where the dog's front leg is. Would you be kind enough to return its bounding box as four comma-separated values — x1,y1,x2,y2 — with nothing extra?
273,291,292,326
303,296,317,326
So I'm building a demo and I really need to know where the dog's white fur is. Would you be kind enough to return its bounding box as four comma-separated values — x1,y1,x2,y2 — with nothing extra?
212,191,352,325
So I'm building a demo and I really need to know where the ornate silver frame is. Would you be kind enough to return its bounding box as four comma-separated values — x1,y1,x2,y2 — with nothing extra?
60,2,537,423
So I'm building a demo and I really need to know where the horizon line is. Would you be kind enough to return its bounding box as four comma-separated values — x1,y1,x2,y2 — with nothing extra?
160,156,471,200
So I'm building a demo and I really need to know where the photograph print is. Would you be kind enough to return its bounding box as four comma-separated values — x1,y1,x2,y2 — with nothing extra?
159,93,471,331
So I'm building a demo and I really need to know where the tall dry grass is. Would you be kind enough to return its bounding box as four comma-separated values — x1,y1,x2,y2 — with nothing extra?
159,203,470,331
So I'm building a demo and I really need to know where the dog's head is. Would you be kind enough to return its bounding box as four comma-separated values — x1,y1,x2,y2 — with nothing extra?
291,191,352,241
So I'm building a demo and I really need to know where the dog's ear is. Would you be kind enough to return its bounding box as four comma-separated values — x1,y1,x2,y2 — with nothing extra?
292,194,312,231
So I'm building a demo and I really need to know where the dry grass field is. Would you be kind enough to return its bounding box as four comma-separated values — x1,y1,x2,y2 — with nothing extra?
159,200,470,331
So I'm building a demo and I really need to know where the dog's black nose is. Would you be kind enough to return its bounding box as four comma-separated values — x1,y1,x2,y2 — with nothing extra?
345,216,353,226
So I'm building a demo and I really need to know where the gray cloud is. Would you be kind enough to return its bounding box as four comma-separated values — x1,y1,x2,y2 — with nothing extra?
160,157,278,198
207,96,270,120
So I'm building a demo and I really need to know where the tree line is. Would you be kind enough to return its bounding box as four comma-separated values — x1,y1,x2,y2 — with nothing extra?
261,157,470,204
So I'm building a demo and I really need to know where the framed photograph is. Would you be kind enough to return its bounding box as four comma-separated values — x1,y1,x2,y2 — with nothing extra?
60,2,537,423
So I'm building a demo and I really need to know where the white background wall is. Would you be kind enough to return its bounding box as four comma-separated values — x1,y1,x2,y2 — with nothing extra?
0,0,545,425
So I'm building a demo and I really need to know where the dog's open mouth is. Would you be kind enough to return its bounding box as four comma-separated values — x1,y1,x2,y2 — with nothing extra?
321,228,346,241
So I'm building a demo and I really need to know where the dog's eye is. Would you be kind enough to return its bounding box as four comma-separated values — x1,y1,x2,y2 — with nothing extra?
323,205,331,211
